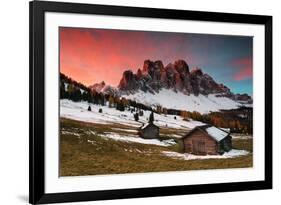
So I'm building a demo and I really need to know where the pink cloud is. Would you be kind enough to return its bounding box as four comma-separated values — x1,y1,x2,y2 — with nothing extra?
232,57,253,81
59,27,194,86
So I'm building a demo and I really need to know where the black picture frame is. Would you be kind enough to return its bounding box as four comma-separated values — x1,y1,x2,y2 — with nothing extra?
29,1,272,204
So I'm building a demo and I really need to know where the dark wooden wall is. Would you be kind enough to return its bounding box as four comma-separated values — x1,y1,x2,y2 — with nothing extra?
140,125,159,139
219,136,232,153
183,129,218,155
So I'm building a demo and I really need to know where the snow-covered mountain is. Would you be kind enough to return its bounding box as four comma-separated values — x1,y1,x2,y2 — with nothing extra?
89,59,252,113
89,81,106,93
117,59,251,100
89,82,119,96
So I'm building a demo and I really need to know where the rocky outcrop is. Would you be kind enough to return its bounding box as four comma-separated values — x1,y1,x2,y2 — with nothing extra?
90,59,252,103
174,59,189,74
118,70,139,91
234,93,253,103
89,81,106,93
118,59,234,96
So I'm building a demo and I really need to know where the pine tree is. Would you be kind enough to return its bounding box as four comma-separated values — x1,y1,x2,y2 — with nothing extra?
149,111,154,123
93,93,99,104
156,105,162,113
121,98,129,107
82,91,89,101
99,93,105,106
163,108,168,115
88,105,91,111
134,113,139,121
180,110,188,120
108,96,114,108
116,101,125,111
60,82,66,99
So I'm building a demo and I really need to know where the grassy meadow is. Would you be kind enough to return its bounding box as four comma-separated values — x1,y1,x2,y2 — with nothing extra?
59,118,253,176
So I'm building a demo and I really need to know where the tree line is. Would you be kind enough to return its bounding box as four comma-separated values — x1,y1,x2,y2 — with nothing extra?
60,73,149,121
155,105,252,134
60,73,252,134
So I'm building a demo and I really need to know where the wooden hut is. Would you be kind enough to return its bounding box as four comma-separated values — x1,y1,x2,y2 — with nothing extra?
139,123,160,139
138,111,159,139
183,125,232,155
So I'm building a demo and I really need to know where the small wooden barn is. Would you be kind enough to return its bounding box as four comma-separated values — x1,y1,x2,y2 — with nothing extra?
183,125,232,155
139,123,160,139
138,111,160,139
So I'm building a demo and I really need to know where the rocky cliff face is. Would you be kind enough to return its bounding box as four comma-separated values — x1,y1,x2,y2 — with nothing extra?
117,59,251,101
90,59,252,103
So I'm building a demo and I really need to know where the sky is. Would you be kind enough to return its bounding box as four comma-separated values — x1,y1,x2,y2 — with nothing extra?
60,27,253,95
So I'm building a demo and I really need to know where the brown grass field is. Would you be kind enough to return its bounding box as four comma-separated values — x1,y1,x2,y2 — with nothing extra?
59,118,253,176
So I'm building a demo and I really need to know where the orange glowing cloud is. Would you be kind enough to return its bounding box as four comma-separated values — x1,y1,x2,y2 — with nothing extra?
59,27,194,86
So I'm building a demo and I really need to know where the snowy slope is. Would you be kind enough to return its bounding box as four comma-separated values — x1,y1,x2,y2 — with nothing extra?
60,99,204,129
122,89,244,114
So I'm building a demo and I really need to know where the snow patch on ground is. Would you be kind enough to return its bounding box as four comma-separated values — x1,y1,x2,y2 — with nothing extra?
170,134,184,138
231,134,253,140
111,128,138,133
162,149,249,160
100,132,176,147
87,140,96,145
61,130,80,137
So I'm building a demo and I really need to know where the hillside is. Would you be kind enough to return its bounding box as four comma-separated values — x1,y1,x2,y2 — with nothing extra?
60,99,205,130
60,117,252,176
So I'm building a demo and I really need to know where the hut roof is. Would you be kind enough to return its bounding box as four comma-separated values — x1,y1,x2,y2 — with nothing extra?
140,122,158,130
184,125,230,142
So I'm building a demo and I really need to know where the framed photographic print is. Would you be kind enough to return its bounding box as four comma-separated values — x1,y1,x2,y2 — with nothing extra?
29,0,272,204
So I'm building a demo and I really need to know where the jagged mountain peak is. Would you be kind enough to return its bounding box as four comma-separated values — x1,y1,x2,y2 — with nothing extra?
89,81,106,93
190,67,203,76
117,59,228,96
89,59,252,104
174,59,189,74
